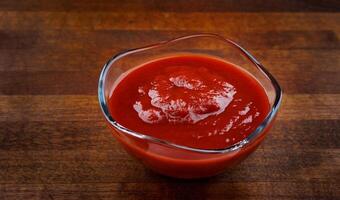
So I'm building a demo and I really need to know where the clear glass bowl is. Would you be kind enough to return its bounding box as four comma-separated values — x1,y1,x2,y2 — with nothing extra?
98,34,282,178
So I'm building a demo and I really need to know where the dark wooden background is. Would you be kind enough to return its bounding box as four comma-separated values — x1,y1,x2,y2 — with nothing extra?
0,0,339,199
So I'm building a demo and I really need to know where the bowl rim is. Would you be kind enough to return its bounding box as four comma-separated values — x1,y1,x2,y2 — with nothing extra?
98,33,282,154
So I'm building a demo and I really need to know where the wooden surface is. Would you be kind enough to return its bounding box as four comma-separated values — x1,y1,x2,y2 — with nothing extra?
0,1,339,199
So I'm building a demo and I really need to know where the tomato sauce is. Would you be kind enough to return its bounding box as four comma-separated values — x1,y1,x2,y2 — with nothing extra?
108,55,270,150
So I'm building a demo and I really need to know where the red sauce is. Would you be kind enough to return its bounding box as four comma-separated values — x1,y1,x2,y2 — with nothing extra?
108,55,270,149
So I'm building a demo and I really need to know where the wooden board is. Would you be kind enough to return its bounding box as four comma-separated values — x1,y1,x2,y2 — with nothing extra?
0,1,339,199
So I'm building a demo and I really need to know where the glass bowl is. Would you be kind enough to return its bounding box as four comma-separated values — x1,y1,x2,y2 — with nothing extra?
98,33,282,179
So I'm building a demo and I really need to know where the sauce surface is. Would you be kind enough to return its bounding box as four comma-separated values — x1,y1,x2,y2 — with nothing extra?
108,55,270,149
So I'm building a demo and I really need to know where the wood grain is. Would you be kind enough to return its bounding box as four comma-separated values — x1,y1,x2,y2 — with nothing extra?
0,69,339,95
1,95,340,121
0,1,339,199
0,120,339,151
0,12,339,32
0,0,339,12
1,30,338,52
